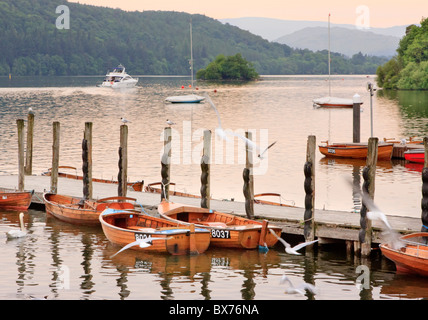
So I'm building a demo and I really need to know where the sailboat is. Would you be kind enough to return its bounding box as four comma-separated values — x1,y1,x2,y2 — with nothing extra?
165,22,205,104
312,14,355,108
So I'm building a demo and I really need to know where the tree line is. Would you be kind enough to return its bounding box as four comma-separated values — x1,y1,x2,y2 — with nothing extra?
377,17,428,90
0,0,388,77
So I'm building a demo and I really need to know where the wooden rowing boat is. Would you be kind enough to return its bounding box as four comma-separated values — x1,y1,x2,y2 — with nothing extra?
319,142,394,160
99,208,211,255
380,232,428,277
42,166,144,191
157,201,282,249
0,189,33,211
253,193,295,207
43,193,138,226
144,182,200,198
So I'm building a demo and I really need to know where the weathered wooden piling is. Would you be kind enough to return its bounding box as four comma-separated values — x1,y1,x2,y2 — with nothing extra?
50,121,60,193
17,119,25,191
161,127,172,201
421,137,428,232
359,137,378,256
83,122,93,199
353,94,362,143
304,135,316,242
24,111,34,175
82,139,89,200
200,129,211,209
118,124,128,197
243,131,254,219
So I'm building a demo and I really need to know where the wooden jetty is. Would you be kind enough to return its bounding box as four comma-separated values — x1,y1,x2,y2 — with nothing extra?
4,115,425,258
0,174,421,256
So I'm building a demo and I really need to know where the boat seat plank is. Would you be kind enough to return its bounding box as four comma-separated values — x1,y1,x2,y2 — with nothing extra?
199,221,227,228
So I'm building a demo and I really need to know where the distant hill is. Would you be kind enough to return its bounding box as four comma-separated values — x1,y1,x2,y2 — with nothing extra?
220,17,409,43
275,27,400,57
0,1,389,76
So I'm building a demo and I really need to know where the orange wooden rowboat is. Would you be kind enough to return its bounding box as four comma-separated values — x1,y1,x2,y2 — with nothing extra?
157,201,282,249
380,232,428,277
42,166,144,191
43,193,138,226
319,142,393,160
253,193,295,207
0,190,34,211
145,182,200,198
99,208,211,255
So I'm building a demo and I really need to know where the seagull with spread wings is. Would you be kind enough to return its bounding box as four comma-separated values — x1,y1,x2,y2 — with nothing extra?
269,229,318,255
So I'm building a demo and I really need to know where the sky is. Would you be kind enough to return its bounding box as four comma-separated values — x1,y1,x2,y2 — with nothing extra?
68,0,427,28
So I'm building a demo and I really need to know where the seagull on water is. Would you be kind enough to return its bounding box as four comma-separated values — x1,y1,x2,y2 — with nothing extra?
269,229,318,255
110,236,170,258
6,212,27,239
166,119,176,126
280,275,318,296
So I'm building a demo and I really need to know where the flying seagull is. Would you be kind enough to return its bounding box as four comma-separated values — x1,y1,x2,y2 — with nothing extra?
269,229,318,255
204,93,277,156
110,236,169,258
204,94,230,141
345,177,405,250
280,275,318,296
258,141,277,159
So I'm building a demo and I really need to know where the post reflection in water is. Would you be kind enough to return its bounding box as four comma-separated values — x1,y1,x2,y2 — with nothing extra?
2,208,428,299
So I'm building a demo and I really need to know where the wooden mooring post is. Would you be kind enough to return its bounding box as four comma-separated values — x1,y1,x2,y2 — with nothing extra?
304,135,316,242
82,122,93,200
50,121,60,193
359,137,378,256
17,119,25,191
421,137,428,232
353,94,362,143
200,129,211,209
118,124,128,197
161,127,172,201
243,131,254,219
24,111,34,175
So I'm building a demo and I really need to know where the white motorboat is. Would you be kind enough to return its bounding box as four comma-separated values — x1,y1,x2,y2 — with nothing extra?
100,64,138,88
166,22,205,104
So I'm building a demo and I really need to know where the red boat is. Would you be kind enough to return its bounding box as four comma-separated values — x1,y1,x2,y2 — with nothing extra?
404,149,424,163
0,190,34,211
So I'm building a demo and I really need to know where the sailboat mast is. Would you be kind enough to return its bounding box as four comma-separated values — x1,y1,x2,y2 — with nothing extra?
328,13,331,97
190,21,194,90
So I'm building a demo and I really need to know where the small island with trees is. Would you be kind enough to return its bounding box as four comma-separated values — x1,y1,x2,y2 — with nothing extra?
196,53,259,81
376,17,428,90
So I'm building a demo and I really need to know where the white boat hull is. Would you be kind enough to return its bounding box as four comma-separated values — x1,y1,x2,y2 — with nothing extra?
165,94,205,103
101,79,138,89
313,96,355,108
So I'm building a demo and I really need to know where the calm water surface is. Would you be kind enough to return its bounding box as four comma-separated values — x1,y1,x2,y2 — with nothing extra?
1,75,428,301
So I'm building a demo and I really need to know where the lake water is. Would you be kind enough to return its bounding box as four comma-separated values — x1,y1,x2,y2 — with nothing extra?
1,75,428,302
